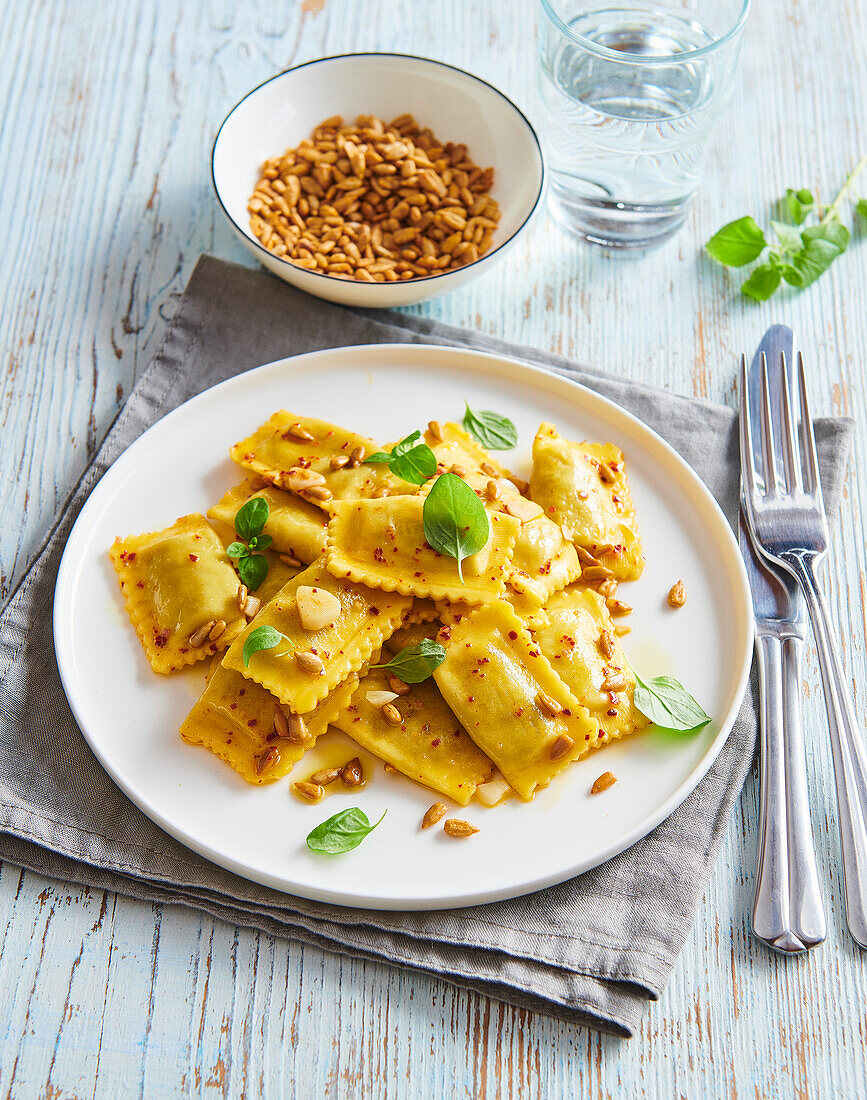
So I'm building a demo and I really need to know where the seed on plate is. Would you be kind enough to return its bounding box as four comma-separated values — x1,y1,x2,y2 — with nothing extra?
295,650,325,675
591,771,617,795
597,579,618,599
286,424,315,442
597,463,617,485
208,619,226,642
286,712,311,743
387,675,410,696
576,546,601,567
341,757,364,788
256,747,279,776
484,479,499,502
536,691,562,717
509,476,530,495
548,734,574,761
279,553,302,568
581,564,613,583
330,454,350,469
668,579,687,608
381,702,402,726
443,818,479,838
237,583,248,611
273,706,290,739
449,463,466,477
503,496,544,523
306,485,333,501
422,802,447,829
427,419,443,442
606,598,633,617
480,461,497,476
310,766,340,786
602,674,628,693
243,595,261,618
189,620,216,647
366,689,399,707
349,445,365,467
294,780,325,803
598,630,616,659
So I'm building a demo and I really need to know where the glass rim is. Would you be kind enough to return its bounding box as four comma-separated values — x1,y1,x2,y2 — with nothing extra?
539,0,751,63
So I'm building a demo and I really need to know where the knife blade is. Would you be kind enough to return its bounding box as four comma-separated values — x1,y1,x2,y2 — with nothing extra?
741,324,825,953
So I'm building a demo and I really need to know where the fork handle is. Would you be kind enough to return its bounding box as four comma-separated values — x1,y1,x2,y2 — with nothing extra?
786,552,867,948
753,632,826,951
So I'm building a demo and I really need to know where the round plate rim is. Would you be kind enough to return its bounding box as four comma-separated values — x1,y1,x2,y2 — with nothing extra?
53,343,753,911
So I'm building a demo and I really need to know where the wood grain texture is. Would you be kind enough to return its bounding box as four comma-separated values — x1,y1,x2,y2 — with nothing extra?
1,0,866,1095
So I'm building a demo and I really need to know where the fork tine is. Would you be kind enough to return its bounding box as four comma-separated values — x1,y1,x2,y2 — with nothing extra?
797,351,822,499
779,351,801,493
739,353,760,497
759,351,778,494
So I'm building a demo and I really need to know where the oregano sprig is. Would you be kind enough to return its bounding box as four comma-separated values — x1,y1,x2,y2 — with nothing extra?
227,497,271,590
706,154,867,301
366,431,437,486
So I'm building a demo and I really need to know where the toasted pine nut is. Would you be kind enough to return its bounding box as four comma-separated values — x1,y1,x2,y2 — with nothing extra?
422,803,447,829
340,757,364,788
189,621,216,647
295,651,325,675
668,580,686,608
256,747,279,776
427,419,443,442
294,780,325,803
591,771,617,795
237,584,248,611
548,734,574,761
443,818,479,838
330,454,350,469
387,675,410,696
381,703,402,726
305,485,332,501
208,619,226,642
286,424,315,442
536,692,562,718
480,462,497,476
310,766,340,786
485,479,499,502
279,553,302,568
349,445,365,467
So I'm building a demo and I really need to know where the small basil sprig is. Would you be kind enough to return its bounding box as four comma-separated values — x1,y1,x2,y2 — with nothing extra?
306,807,386,854
422,473,490,583
227,497,271,590
706,155,867,301
462,402,517,450
242,624,285,667
371,639,447,684
366,431,437,486
632,672,711,732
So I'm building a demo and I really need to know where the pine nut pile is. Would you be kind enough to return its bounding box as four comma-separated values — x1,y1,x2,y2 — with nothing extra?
247,114,501,282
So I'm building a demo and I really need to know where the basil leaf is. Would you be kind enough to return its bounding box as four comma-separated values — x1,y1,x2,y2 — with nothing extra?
741,264,781,301
235,496,269,541
462,402,518,450
792,236,842,287
365,450,394,464
706,217,767,267
226,541,249,559
802,220,850,254
785,187,814,225
389,443,438,486
248,533,273,552
770,220,802,252
392,431,422,457
422,473,490,583
857,198,867,219
779,263,804,288
633,673,711,732
371,639,447,684
242,624,284,667
306,807,386,854
237,553,269,592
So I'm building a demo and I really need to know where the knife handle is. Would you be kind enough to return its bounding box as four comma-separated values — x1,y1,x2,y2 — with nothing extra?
752,632,826,952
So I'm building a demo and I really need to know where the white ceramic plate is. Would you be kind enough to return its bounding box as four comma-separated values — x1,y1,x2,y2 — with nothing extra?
212,53,544,307
54,345,752,911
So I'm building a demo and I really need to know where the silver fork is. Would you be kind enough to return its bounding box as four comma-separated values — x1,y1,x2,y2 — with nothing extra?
740,349,867,948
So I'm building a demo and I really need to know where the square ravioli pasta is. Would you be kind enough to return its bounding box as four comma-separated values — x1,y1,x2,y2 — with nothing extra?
230,411,406,508
110,514,246,674
529,423,644,581
533,587,648,745
208,479,328,563
433,602,598,800
222,558,412,713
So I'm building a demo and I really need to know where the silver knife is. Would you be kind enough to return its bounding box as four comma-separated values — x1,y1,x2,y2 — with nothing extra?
740,324,826,953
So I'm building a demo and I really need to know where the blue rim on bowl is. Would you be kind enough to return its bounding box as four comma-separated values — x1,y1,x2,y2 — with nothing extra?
211,52,546,288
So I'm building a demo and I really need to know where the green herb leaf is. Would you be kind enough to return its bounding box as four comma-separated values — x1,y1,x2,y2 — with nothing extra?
235,496,269,541
371,639,447,683
306,807,387,854
741,264,782,301
793,236,842,287
786,187,814,224
779,263,804,287
422,472,490,583
633,673,711,732
770,219,802,252
365,431,437,486
226,541,249,559
237,553,269,592
462,402,518,450
856,198,867,219
242,624,284,667
802,220,850,253
248,533,273,552
706,217,767,267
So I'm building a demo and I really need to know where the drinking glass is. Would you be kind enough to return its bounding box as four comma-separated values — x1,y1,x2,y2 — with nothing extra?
537,0,750,251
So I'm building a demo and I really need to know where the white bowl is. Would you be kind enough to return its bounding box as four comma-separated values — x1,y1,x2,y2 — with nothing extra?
211,53,545,307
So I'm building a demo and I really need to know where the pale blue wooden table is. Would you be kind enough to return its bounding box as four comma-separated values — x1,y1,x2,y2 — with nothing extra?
1,1,866,1095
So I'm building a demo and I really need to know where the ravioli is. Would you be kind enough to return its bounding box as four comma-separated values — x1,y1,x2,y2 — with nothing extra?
208,480,328,563
333,666,493,805
529,424,644,581
222,559,411,713
424,421,516,482
179,664,358,785
325,496,520,604
110,514,246,674
534,587,649,744
507,513,582,606
230,411,405,508
433,603,598,799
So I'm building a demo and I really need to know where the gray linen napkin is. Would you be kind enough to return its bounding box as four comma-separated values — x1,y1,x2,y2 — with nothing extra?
0,255,853,1036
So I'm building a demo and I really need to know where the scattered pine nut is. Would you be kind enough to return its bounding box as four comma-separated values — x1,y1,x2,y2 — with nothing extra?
443,818,479,838
381,702,402,726
349,445,365,467
208,619,226,642
422,803,447,829
387,675,410,696
310,766,341,786
485,479,499,502
598,630,616,659
330,454,350,469
295,651,325,675
591,771,617,795
286,424,315,442
237,583,248,611
427,420,443,442
279,553,303,568
536,691,562,718
294,780,325,803
548,734,574,761
668,579,686,608
340,757,364,788
189,621,216,647
256,747,279,776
